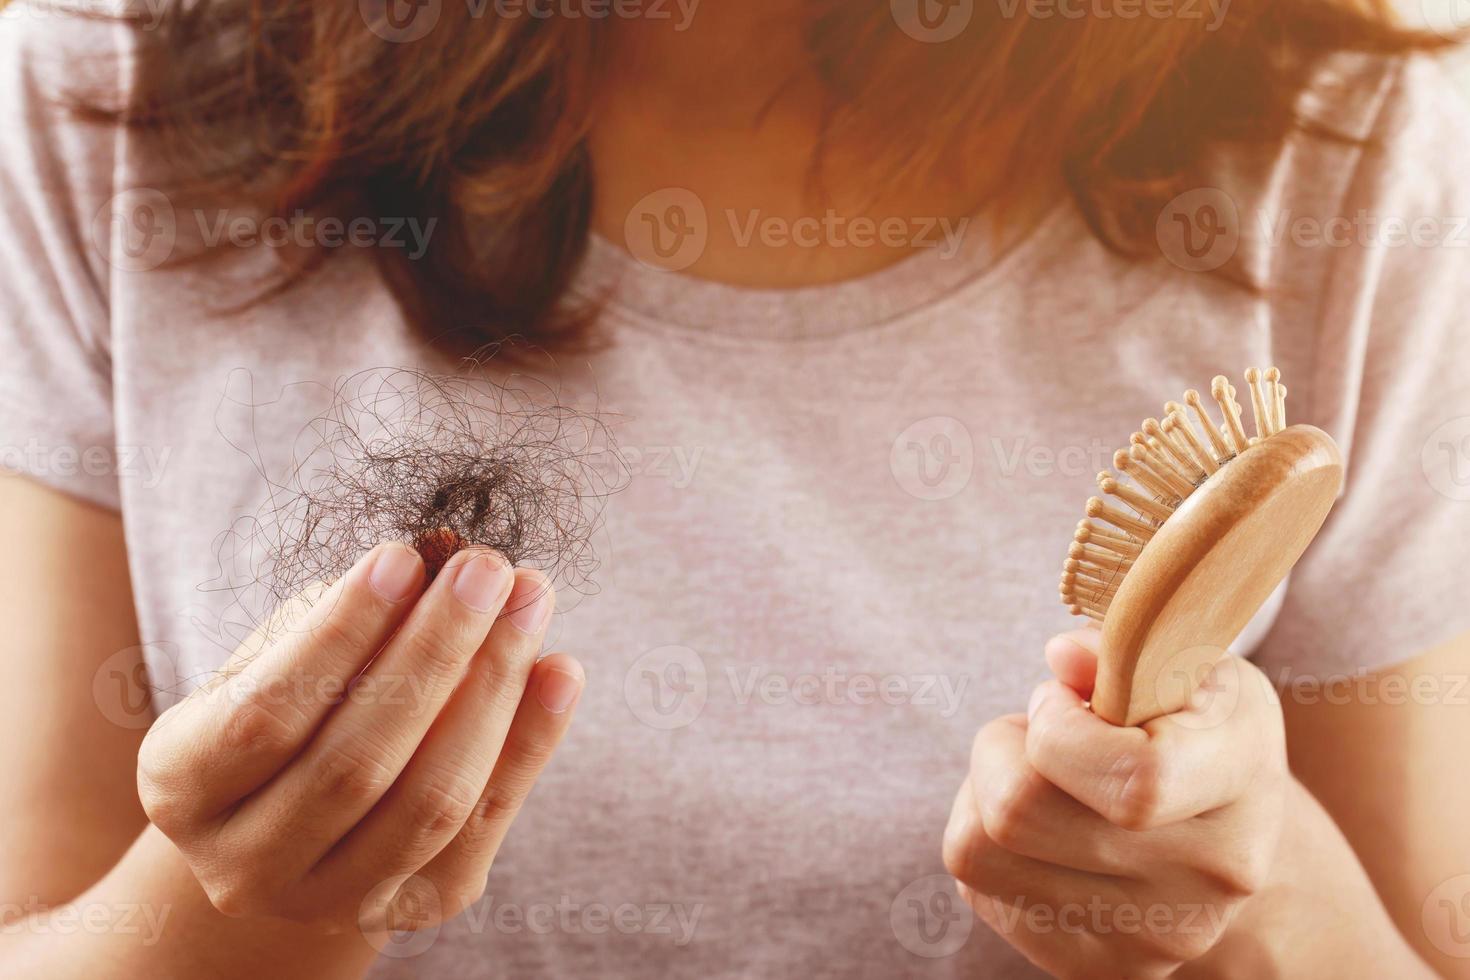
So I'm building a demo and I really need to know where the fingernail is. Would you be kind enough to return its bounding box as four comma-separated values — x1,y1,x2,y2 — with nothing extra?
452,553,512,612
507,574,554,634
1027,686,1051,722
535,666,581,714
368,543,422,602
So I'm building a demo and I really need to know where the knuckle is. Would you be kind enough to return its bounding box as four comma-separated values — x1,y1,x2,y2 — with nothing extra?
470,746,546,825
467,655,535,716
1234,845,1273,896
970,716,1013,760
980,770,1044,851
941,804,987,887
307,607,379,662
218,691,299,758
469,778,524,830
1022,699,1065,756
311,737,398,805
1201,848,1271,901
196,835,302,919
407,777,482,839
454,779,531,858
1106,750,1164,830
450,812,499,859
135,727,176,789
136,737,195,833
202,874,272,920
136,774,183,834
940,826,970,883
399,618,479,681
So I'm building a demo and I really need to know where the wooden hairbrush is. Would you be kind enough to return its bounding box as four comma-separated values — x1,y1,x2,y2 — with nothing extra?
1059,367,1343,727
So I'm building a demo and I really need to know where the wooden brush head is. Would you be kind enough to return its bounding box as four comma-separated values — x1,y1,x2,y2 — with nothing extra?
1060,369,1343,727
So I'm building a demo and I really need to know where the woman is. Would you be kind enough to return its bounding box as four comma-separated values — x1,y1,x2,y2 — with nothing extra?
1,0,1468,976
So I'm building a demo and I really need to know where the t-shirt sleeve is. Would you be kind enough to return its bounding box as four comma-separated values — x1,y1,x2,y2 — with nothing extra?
1252,55,1470,683
0,4,130,510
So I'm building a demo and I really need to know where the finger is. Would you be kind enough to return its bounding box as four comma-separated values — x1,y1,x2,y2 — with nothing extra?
411,652,583,913
943,775,1178,980
970,716,1233,878
943,771,1108,906
226,548,514,875
969,716,1139,877
1024,657,1274,830
1043,629,1100,698
314,570,555,896
139,542,425,822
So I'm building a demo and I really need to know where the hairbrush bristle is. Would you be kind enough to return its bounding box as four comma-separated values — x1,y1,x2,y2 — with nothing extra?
1062,367,1291,623
1129,434,1195,497
1210,376,1251,454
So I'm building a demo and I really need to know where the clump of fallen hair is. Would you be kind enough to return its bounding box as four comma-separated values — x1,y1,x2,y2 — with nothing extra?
209,366,623,648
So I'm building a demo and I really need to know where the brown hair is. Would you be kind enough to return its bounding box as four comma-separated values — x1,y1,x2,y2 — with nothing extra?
85,0,1446,352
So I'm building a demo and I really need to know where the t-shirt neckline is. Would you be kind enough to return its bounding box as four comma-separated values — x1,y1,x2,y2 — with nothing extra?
572,199,1072,341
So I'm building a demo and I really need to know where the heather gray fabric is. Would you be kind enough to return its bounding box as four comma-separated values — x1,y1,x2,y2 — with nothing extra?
4,8,1470,978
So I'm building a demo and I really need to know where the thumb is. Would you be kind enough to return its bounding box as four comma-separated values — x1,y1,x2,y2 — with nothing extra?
1043,628,1101,699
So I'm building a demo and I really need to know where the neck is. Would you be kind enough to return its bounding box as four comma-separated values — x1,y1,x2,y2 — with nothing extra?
588,11,1044,288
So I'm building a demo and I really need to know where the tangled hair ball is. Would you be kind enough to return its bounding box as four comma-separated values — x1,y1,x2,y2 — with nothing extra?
206,365,625,651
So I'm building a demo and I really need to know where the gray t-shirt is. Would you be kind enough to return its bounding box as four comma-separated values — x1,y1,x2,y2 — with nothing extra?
4,7,1470,978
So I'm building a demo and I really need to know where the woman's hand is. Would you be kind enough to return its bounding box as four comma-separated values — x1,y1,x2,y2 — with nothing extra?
135,542,582,936
942,629,1287,978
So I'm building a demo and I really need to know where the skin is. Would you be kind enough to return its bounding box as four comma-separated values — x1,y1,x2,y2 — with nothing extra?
943,630,1464,977
588,1,1046,288
3,7,1467,977
6,487,1466,978
590,12,1470,970
0,476,583,977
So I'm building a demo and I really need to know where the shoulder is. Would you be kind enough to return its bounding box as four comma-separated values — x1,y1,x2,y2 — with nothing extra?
1253,51,1470,251
0,1,152,318
0,0,144,179
0,1,139,85
1313,52,1470,208
1364,53,1470,143
1196,52,1470,310
1,1,139,196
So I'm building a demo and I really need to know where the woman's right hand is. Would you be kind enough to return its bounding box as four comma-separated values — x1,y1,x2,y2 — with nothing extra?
135,542,583,935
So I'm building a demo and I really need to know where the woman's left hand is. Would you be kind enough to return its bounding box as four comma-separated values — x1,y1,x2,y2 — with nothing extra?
942,629,1287,978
